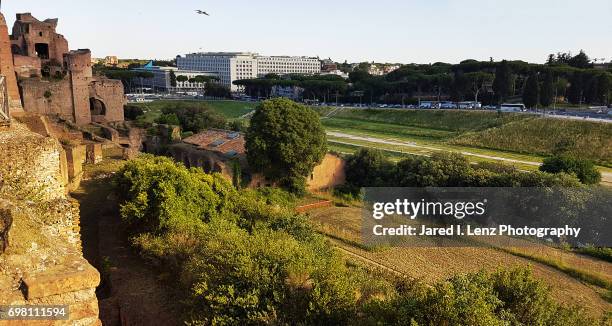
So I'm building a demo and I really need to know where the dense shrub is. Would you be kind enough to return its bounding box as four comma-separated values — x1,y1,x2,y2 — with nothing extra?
540,155,602,185
117,156,362,324
158,104,227,133
365,268,595,326
123,105,144,120
345,148,394,187
155,113,180,126
180,221,357,325
114,155,237,233
395,152,473,187
343,150,583,189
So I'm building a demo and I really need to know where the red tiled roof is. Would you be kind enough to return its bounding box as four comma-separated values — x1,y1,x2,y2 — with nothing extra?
183,129,246,156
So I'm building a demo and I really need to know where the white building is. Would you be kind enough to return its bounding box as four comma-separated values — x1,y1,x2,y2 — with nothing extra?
321,69,349,79
132,63,217,93
176,52,321,92
256,56,321,76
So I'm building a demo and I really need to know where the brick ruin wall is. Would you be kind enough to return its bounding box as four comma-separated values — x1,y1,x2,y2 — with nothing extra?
0,14,22,112
165,141,346,191
19,78,75,120
4,13,126,126
12,54,41,79
89,78,125,123
10,13,69,65
307,153,346,191
19,76,126,126
0,122,100,325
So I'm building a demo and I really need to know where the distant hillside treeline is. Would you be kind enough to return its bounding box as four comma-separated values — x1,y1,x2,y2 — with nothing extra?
235,51,612,107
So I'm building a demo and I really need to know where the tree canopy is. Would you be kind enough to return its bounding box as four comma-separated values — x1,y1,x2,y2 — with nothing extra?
246,98,327,194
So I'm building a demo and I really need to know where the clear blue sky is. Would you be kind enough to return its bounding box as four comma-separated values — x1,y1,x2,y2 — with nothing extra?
4,0,611,64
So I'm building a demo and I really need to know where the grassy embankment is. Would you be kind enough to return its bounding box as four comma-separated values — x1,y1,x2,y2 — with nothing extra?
317,108,612,170
133,100,257,123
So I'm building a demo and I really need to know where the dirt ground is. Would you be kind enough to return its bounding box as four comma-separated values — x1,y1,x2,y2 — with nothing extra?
307,206,612,316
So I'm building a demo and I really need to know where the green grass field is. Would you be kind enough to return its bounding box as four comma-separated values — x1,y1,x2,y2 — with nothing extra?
133,100,257,123
317,107,533,132
319,107,612,168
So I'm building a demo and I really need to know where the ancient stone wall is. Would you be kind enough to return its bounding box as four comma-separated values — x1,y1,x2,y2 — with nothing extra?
65,50,92,126
12,54,41,79
89,78,125,123
19,78,74,120
168,142,237,179
307,153,346,191
0,122,100,325
10,13,69,64
0,13,22,112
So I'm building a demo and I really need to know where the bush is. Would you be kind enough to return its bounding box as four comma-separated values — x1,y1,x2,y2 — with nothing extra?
365,267,595,326
155,113,180,126
396,152,472,187
345,148,394,187
114,155,237,233
343,150,581,189
124,105,144,120
160,104,227,133
575,246,612,263
540,155,602,185
115,155,604,325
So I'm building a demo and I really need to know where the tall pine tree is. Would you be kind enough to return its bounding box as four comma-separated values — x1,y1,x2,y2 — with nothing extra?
492,60,512,104
540,72,554,107
523,74,540,109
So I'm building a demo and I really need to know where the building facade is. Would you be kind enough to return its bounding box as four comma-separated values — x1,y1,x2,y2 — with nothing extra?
177,52,321,92
131,63,216,93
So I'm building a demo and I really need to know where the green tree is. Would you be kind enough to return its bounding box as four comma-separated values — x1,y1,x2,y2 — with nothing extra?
160,104,226,132
246,98,327,194
523,74,540,109
568,50,592,69
176,75,188,83
540,155,601,185
169,70,177,87
540,72,554,107
596,73,611,105
205,83,232,98
492,60,513,104
465,72,494,104
345,148,394,187
155,113,180,126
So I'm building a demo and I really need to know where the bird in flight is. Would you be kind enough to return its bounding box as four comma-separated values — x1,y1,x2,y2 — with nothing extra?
195,10,210,16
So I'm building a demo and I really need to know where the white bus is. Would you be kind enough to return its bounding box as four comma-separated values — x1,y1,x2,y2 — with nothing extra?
500,103,526,112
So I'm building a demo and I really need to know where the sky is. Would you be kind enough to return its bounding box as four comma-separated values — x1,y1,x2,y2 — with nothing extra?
3,0,611,64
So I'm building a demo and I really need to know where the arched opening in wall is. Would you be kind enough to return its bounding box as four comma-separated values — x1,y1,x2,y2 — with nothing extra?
89,98,106,116
11,45,22,55
34,43,49,59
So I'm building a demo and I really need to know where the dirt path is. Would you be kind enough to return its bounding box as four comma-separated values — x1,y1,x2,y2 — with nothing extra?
72,153,182,326
327,131,612,185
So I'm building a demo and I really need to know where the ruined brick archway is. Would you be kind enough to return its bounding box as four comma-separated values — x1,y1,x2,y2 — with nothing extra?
89,97,106,116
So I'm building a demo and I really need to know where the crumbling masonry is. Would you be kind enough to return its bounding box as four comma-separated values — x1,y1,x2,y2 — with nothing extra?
6,12,125,125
